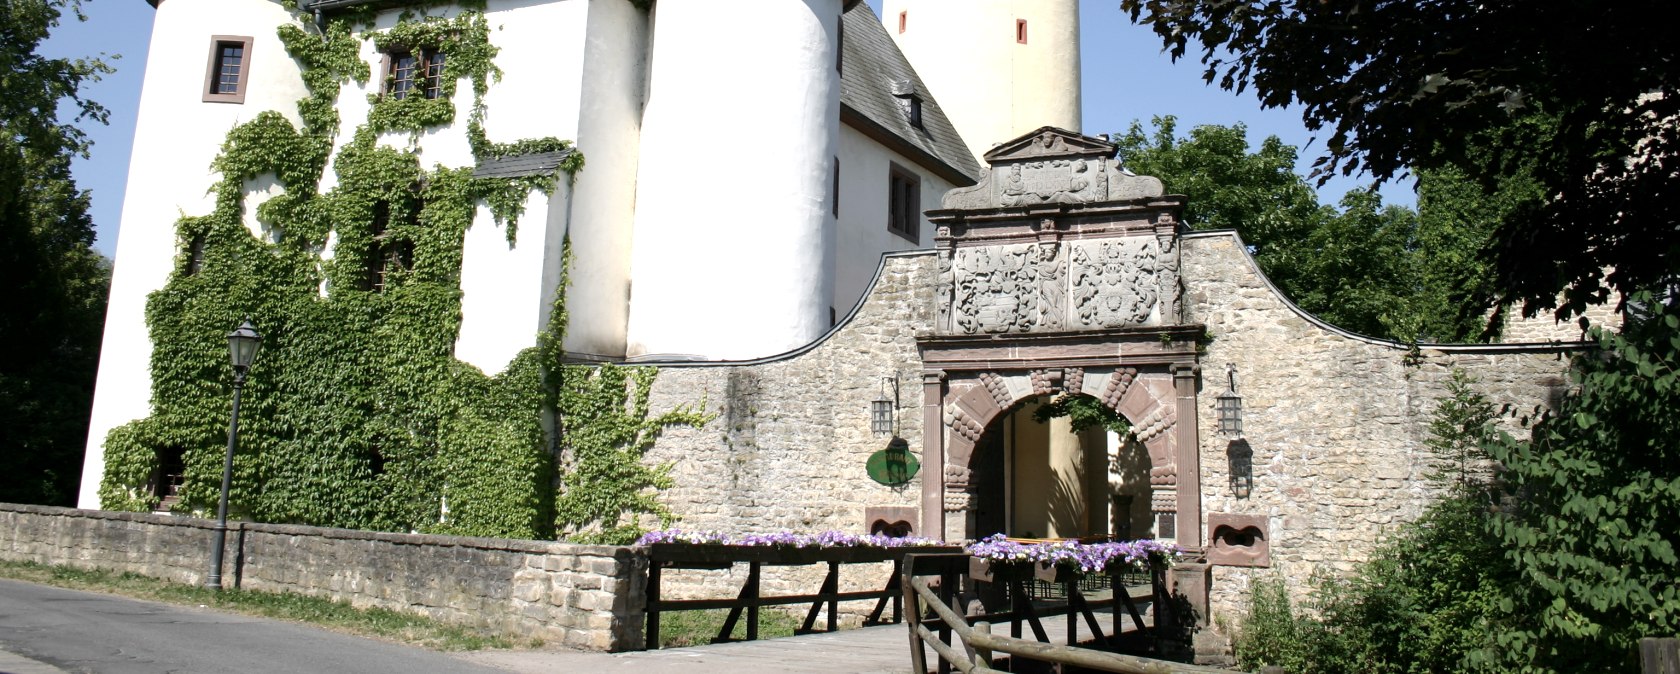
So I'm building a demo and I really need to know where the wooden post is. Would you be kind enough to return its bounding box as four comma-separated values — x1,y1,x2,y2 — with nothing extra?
645,562,661,650
905,557,928,674
746,561,761,641
1643,638,1679,674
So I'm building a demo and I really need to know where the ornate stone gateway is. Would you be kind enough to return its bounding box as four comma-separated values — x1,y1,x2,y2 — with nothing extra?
917,127,1205,546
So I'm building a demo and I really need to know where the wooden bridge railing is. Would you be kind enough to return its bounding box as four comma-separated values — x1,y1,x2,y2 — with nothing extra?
903,552,1234,674
643,543,962,648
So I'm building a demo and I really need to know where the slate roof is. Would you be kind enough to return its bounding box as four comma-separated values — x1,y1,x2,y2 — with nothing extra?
471,149,576,179
840,3,981,186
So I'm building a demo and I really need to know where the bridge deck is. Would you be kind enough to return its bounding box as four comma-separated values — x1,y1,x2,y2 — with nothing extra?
459,605,1152,674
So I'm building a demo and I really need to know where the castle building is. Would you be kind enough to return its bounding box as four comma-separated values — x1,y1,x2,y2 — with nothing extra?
77,0,1079,508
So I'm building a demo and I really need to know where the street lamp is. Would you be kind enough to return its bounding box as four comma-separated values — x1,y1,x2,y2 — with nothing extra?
206,319,261,590
871,375,899,436
1216,363,1243,438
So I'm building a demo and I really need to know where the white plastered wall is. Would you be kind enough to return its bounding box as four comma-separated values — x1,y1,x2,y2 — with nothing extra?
557,0,650,360
625,0,844,360
833,123,954,317
880,0,1080,162
451,0,590,373
79,0,311,507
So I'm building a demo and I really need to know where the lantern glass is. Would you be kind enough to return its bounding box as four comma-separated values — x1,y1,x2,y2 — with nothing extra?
871,397,893,435
1216,391,1243,437
227,320,263,371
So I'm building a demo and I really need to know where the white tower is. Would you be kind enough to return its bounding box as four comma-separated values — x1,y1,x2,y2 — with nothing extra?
624,0,843,360
78,0,311,508
880,0,1081,162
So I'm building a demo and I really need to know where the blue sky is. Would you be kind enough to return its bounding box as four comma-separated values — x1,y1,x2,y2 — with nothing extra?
46,0,1414,257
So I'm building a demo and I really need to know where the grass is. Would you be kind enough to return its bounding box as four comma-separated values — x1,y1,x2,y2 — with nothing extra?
657,608,805,648
0,560,518,651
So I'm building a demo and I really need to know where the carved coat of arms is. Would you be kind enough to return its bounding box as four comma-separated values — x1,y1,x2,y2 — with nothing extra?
953,245,1039,334
1072,239,1159,327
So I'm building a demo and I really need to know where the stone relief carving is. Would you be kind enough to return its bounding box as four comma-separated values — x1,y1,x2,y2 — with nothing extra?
1035,241,1067,330
934,245,954,333
1072,239,1159,328
945,404,983,444
953,245,1040,334
1156,215,1182,323
1064,367,1085,396
940,127,1166,211
1000,160,1094,206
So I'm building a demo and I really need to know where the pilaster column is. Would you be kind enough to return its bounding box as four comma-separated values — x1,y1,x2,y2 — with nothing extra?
920,369,946,539
1172,362,1202,550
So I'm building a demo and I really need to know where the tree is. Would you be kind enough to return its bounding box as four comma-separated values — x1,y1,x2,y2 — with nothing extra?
1121,0,1677,320
0,0,113,505
1115,117,1496,341
1118,2,1680,668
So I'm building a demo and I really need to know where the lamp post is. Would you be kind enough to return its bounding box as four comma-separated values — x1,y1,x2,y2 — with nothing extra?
206,320,261,590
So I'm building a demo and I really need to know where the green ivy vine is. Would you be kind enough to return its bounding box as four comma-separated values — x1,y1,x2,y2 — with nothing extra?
98,3,694,543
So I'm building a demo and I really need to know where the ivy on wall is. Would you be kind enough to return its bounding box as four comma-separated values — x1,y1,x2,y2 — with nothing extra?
98,3,691,543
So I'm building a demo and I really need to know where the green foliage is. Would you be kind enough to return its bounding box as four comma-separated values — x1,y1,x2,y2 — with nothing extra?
1424,370,1499,492
1480,295,1680,671
554,364,709,545
1120,0,1678,321
0,0,113,505
1031,393,1132,434
1234,366,1521,673
366,13,495,134
1114,117,1498,342
95,6,704,544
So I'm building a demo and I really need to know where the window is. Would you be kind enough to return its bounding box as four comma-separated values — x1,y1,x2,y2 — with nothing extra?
185,232,207,275
386,48,445,100
832,157,840,217
888,163,920,243
908,97,923,129
836,20,844,73
1017,19,1029,44
898,10,907,33
152,446,185,511
361,201,416,292
202,36,253,104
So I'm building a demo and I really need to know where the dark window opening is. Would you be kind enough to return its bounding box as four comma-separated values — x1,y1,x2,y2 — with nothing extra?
153,446,186,511
830,306,838,327
888,163,920,243
837,20,844,73
361,200,417,292
387,48,445,100
186,232,207,275
1017,19,1029,44
832,157,840,217
214,43,244,93
908,97,923,129
368,445,387,478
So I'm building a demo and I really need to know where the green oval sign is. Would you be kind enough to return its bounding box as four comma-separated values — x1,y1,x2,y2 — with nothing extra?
866,438,920,486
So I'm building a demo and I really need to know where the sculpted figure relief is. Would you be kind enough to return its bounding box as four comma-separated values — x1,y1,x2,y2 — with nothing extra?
935,248,954,332
1036,242,1067,330
1072,238,1160,327
1000,160,1094,207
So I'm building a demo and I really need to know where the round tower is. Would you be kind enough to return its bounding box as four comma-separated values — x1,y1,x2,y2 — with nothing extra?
625,0,843,360
880,0,1081,162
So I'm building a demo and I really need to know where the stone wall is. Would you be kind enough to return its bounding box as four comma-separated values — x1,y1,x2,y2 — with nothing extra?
0,503,646,651
1181,231,1574,623
635,252,934,603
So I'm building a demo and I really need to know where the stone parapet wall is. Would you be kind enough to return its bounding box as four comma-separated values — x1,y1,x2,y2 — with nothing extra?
1181,232,1574,623
0,503,646,651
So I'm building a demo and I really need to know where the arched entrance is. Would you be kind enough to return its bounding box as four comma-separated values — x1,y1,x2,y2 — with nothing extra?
915,351,1204,547
970,396,1113,540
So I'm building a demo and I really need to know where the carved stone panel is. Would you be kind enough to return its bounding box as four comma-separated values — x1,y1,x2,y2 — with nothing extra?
1071,239,1160,328
952,244,1039,334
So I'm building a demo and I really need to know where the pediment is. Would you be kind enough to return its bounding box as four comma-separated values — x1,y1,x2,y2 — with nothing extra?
982,127,1117,164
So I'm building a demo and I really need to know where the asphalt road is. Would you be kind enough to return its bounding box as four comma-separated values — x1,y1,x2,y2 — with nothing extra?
0,579,506,674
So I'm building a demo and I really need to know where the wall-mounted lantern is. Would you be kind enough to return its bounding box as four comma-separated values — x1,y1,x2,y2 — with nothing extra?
871,375,899,436
1216,363,1243,438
